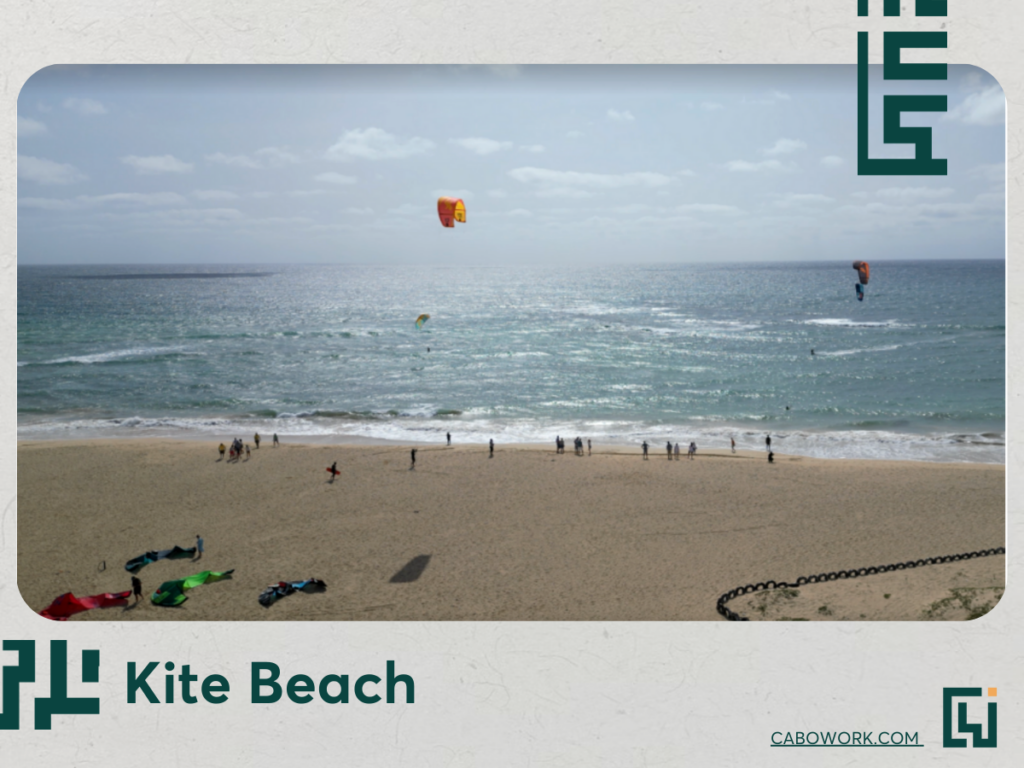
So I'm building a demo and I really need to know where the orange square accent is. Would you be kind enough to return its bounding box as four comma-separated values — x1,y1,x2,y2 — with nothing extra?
988,688,997,697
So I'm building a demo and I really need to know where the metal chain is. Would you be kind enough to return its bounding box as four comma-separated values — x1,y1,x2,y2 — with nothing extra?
716,547,1006,621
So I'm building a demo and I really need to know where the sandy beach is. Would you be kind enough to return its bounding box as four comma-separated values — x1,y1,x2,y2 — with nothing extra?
17,439,1005,621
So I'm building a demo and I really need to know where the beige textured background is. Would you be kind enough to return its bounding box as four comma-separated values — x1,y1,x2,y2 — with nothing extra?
1,1,1020,764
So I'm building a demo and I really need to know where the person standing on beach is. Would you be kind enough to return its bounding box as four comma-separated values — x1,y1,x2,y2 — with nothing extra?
219,443,226,460
447,432,451,446
245,444,251,460
666,441,673,460
273,433,279,447
410,449,417,470
731,437,736,454
588,439,592,456
330,461,338,480
131,576,142,604
556,436,561,454
489,439,495,458
254,433,260,449
195,534,204,561
768,451,775,464
688,441,696,460
642,441,648,459
766,434,772,452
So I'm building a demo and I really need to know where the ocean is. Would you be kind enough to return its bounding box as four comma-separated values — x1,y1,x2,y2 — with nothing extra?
17,260,1005,463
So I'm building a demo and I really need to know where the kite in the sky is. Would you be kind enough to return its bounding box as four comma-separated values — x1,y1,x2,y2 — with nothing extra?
437,197,466,228
853,261,870,301
415,313,430,329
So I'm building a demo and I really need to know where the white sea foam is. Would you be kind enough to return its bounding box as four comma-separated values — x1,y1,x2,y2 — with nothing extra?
16,415,1005,464
803,318,907,328
24,345,190,366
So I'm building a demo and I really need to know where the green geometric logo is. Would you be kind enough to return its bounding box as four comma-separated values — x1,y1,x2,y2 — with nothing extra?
943,687,997,748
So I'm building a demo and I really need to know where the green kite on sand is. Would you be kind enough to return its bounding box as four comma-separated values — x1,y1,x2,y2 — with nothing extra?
151,570,235,606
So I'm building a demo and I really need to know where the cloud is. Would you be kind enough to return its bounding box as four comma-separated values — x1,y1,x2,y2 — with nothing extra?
192,190,239,201
20,192,189,210
122,155,194,174
450,137,513,155
18,116,47,135
314,172,357,185
820,155,845,167
255,146,301,165
770,90,791,101
433,189,473,201
205,152,261,169
763,139,806,156
773,193,834,208
519,144,545,153
286,190,332,198
508,167,673,198
675,203,741,214
968,163,1004,184
487,65,522,79
507,208,532,217
607,109,635,122
204,147,300,170
700,102,724,111
566,130,584,139
677,169,697,177
388,203,426,216
344,207,374,215
946,85,1005,126
327,128,434,160
18,155,87,185
63,98,107,115
725,159,785,172
875,187,954,201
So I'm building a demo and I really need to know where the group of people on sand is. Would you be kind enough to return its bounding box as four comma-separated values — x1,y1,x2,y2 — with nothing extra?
218,432,280,461
555,436,591,456
637,435,775,462
219,437,250,461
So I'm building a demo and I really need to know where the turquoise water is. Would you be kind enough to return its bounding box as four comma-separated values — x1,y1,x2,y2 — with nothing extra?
17,261,1005,462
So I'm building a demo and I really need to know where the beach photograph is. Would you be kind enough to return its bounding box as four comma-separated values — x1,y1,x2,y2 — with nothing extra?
17,65,1005,621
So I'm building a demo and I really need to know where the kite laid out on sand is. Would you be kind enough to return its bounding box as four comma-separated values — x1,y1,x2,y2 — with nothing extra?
40,591,133,621
415,313,430,330
437,196,466,228
853,260,870,301
125,545,197,573
151,570,235,606
258,578,327,608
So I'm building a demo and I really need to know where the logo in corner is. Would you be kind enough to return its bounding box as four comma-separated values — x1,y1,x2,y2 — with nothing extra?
943,687,997,748
1,640,101,731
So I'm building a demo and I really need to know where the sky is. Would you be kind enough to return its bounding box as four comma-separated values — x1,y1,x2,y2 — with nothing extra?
17,65,1005,266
